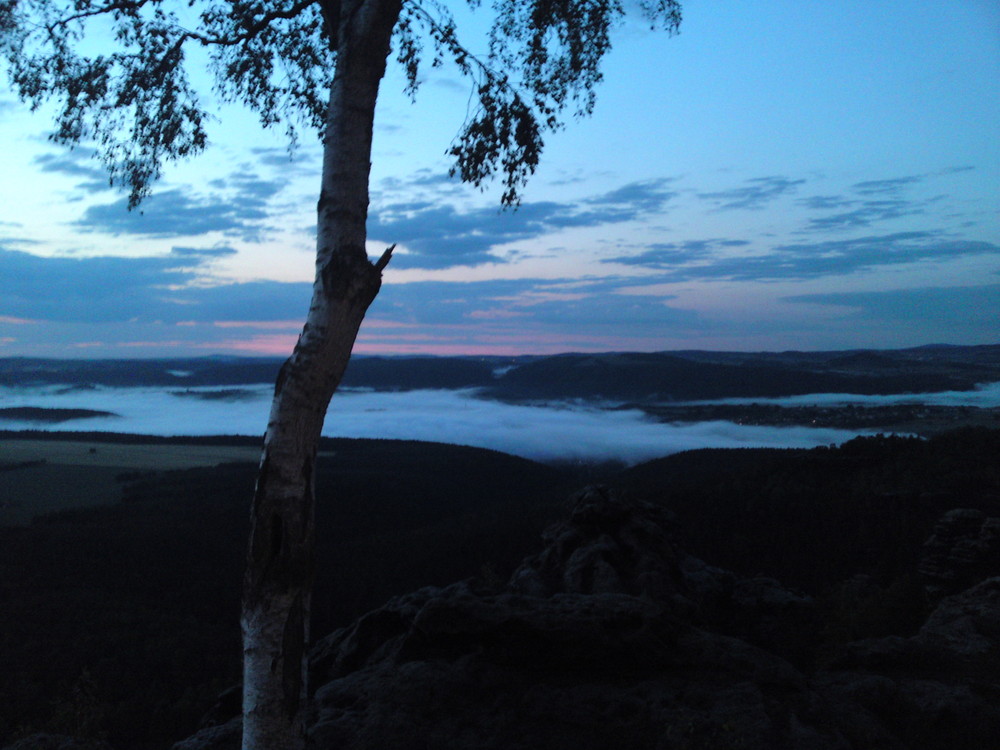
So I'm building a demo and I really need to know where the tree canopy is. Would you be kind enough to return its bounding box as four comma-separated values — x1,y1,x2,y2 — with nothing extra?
0,0,681,207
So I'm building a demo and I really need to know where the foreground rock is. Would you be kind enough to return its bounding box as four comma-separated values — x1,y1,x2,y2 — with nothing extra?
148,490,1000,749
297,491,993,749
919,508,1000,601
305,488,836,750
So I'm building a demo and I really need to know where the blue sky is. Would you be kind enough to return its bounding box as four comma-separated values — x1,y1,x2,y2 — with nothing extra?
1,0,998,357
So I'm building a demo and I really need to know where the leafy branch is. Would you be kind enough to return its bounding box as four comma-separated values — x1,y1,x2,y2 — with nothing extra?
0,0,681,208
396,0,681,206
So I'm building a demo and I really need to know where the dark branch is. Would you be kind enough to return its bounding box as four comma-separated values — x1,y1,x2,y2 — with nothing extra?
374,243,395,272
46,0,152,30
182,0,317,49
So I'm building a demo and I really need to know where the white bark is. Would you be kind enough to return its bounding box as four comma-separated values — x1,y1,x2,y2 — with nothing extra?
240,2,402,748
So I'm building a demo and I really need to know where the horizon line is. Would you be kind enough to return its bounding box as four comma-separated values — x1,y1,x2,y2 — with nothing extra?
2,342,998,362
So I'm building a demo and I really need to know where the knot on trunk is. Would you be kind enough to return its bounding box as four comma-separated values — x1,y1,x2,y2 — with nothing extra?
320,245,384,308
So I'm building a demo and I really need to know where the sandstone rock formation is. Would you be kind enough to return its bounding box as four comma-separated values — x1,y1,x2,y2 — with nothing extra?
300,489,1000,750
305,488,846,750
919,508,1000,601
816,576,1000,749
28,487,998,750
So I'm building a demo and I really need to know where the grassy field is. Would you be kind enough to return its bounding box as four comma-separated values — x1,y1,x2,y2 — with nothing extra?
0,438,263,469
0,438,265,526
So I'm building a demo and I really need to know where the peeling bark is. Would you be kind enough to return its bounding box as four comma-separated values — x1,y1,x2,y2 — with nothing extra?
240,2,402,748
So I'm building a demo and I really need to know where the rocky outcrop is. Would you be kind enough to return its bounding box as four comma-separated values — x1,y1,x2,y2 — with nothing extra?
816,576,1000,749
302,488,1000,750
305,488,860,750
919,508,1000,600
80,488,1000,750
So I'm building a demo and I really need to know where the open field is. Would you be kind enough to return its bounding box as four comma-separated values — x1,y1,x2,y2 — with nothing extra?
0,438,263,469
0,438,265,526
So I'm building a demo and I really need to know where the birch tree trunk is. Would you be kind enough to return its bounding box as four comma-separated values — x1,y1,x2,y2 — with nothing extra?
241,2,401,747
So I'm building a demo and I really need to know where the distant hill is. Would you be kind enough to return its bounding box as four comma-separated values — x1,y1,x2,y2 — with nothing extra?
2,344,998,401
481,350,974,401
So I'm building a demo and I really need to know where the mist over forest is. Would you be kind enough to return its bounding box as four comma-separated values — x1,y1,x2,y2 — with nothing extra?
3,345,999,463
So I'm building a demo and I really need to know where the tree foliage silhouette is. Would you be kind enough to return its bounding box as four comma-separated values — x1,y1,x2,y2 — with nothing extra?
0,1,682,746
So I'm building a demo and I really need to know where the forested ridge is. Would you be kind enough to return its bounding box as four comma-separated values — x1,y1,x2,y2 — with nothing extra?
3,345,999,399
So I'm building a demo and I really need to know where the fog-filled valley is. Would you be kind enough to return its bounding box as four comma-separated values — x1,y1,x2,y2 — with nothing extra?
0,384,884,464
3,345,999,463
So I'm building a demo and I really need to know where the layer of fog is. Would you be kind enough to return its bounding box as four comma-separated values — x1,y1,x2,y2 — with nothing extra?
685,381,1000,409
0,385,872,465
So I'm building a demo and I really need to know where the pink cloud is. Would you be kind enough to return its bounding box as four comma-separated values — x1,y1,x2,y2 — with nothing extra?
492,291,588,305
466,308,529,320
118,340,190,348
212,320,304,330
197,334,298,355
353,324,676,356
361,317,420,329
353,342,533,356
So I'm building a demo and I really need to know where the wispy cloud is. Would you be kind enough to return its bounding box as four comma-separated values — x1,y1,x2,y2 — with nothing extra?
696,176,805,210
850,175,924,196
377,278,649,327
73,162,293,241
75,188,272,240
793,168,986,235
606,239,749,269
249,146,320,175
802,198,931,232
32,148,112,193
370,179,677,269
784,284,1000,330
207,167,289,203
798,195,857,211
0,248,197,322
606,232,1000,281
793,172,950,233
171,245,239,258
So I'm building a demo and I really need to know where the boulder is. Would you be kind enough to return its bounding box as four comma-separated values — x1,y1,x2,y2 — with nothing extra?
167,488,1000,750
919,508,1000,601
816,577,1000,749
306,488,858,750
